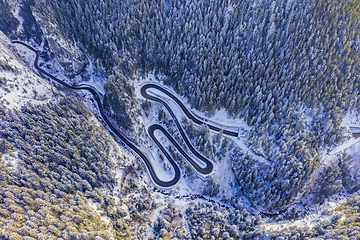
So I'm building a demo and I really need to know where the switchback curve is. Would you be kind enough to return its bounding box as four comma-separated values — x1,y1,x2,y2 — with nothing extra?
12,41,181,188
142,84,214,174
148,124,212,174
141,83,239,137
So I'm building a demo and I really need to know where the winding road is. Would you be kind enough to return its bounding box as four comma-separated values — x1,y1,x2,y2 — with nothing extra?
141,85,215,174
141,84,239,137
13,40,182,188
12,41,235,188
148,124,212,174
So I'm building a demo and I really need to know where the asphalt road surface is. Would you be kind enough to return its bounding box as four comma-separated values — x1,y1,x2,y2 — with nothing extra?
12,41,216,188
141,83,239,137
13,41,180,188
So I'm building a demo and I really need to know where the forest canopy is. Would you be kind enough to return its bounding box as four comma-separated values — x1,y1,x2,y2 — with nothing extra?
32,0,360,211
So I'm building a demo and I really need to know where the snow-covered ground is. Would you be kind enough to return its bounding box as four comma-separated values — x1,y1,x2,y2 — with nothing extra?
264,195,348,234
318,109,360,160
87,198,112,224
230,137,270,165
0,32,58,109
2,153,19,171
342,109,360,127
140,140,176,182
153,126,207,169
342,109,360,135
38,47,106,95
7,27,360,237
328,137,360,156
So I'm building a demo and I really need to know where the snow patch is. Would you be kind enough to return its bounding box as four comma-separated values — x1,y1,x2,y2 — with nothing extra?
230,137,270,165
327,138,360,156
139,142,176,182
1,33,58,109
2,153,19,170
342,109,360,127
87,199,111,224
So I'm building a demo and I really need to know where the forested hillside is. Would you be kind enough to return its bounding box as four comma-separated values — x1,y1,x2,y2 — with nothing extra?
32,0,360,211
0,33,151,238
0,99,116,238
1,0,360,238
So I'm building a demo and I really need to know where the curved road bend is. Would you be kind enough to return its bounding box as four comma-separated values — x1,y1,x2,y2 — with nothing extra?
141,84,239,137
12,41,181,188
148,124,212,174
142,85,213,174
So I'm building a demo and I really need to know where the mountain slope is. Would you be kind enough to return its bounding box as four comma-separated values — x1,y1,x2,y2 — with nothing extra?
1,0,360,239
0,31,57,109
